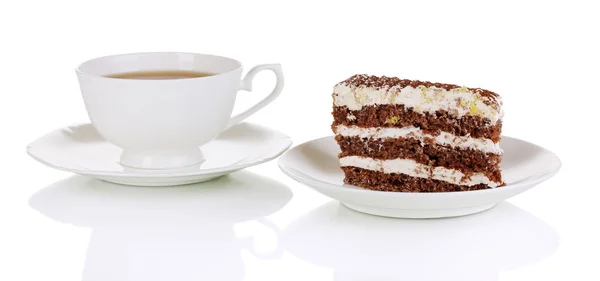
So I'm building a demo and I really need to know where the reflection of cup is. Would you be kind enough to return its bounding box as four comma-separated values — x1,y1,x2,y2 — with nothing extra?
76,52,284,169
283,202,559,281
29,171,292,281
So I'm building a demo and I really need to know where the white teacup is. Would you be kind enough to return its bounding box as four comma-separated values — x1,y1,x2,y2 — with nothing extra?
75,52,284,170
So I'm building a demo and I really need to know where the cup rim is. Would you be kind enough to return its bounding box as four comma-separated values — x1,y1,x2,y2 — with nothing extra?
75,51,243,81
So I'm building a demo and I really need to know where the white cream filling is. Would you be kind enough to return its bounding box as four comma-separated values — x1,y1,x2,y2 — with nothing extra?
333,84,501,123
334,125,502,154
340,156,500,187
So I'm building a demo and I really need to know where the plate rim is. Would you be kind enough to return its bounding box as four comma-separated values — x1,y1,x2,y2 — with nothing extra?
278,135,561,197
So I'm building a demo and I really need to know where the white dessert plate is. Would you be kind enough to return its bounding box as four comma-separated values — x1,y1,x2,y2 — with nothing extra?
28,123,292,186
278,136,561,218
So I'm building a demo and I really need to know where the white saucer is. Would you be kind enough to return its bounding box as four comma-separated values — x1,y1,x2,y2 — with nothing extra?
278,135,561,218
28,123,292,186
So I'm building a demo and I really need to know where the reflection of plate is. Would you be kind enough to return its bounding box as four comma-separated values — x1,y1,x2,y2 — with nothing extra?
283,202,559,281
279,136,561,218
29,171,293,281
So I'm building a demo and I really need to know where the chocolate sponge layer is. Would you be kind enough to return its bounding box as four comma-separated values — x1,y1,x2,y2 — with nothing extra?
335,135,502,183
341,167,503,192
332,105,502,142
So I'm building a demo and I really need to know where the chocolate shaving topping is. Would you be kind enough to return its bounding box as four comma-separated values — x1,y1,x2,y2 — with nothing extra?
337,74,502,107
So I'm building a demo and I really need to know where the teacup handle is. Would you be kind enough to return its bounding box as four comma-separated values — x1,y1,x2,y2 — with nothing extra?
225,64,284,130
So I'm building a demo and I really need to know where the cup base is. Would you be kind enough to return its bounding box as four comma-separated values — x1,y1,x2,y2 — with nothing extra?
119,148,204,170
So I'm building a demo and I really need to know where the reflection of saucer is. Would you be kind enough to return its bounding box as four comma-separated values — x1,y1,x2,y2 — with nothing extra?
283,202,559,281
29,171,292,281
26,122,292,186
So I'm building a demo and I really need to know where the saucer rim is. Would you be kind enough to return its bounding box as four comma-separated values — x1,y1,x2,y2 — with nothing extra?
27,122,293,178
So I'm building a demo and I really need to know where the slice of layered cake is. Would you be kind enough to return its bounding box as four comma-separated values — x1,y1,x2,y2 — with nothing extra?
332,74,504,192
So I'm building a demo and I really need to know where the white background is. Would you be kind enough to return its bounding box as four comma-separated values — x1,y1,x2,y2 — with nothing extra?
1,0,598,280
